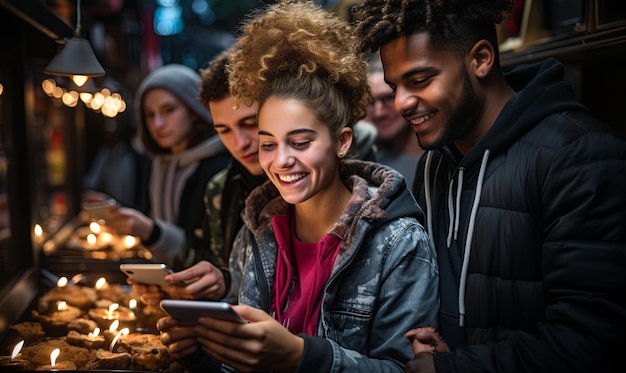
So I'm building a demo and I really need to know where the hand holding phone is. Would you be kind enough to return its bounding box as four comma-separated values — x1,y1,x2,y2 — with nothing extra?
82,198,119,220
160,299,245,326
120,263,179,289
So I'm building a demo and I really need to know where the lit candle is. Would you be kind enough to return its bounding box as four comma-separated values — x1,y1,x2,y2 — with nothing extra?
50,348,60,369
0,339,29,370
33,224,44,243
106,303,119,319
89,221,102,234
101,319,121,346
95,277,107,290
56,277,68,287
100,232,113,243
39,347,76,371
109,319,120,332
57,301,67,311
87,233,97,246
123,235,138,249
11,340,24,360
129,299,137,310
109,328,130,352
88,327,101,340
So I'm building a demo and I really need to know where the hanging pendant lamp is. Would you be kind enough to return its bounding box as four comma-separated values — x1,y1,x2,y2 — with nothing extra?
44,0,105,86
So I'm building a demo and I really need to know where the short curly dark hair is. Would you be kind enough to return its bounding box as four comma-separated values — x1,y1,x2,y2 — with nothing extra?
352,0,514,61
199,47,232,108
228,0,371,135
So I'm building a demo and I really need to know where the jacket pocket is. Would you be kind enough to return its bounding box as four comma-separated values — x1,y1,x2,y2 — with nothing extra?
325,304,373,351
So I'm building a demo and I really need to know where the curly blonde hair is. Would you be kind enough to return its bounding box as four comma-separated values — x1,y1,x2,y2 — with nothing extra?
228,0,370,136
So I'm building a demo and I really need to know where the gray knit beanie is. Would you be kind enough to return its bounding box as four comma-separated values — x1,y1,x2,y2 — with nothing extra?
135,64,213,153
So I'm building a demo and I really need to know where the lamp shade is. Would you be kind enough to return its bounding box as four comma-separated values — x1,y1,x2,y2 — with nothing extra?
44,37,105,77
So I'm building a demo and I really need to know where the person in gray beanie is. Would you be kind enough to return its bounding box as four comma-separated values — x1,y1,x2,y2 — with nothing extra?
104,63,231,274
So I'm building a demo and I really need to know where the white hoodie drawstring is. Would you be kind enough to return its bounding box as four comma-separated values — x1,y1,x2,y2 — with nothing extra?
424,151,435,248
424,150,491,327
458,149,490,326
446,178,455,248
454,168,464,241
446,168,465,248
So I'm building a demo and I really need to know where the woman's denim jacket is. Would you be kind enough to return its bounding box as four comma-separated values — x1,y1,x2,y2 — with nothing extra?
190,160,439,373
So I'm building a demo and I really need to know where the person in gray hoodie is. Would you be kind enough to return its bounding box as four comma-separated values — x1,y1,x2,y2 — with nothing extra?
105,64,230,272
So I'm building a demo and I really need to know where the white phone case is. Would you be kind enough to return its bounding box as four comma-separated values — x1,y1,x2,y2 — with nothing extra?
119,263,175,289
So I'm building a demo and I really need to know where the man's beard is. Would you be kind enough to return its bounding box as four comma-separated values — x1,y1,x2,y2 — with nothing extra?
418,67,480,151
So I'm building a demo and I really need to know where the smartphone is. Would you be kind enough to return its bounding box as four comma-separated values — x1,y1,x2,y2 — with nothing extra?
82,198,119,220
120,263,178,289
160,299,245,326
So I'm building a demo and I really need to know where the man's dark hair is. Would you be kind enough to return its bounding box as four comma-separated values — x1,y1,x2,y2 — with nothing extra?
352,0,514,64
199,47,233,107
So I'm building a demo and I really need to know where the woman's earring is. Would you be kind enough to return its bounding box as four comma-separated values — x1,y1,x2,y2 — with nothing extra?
338,151,344,158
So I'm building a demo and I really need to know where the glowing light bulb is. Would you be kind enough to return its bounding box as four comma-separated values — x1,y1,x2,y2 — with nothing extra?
72,75,88,87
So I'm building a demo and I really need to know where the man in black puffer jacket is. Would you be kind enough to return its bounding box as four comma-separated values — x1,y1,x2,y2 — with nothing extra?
353,1,626,372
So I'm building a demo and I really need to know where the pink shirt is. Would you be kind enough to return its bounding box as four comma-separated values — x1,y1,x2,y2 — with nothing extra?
271,212,342,335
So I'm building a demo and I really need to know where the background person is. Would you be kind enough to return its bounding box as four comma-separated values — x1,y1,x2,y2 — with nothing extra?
366,60,423,189
353,0,626,372
104,64,231,271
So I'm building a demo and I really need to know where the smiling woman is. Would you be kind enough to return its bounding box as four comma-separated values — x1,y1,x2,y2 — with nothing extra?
156,1,440,373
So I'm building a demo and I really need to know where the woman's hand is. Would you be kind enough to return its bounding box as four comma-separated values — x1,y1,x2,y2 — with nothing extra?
195,305,304,372
165,261,227,300
157,316,200,361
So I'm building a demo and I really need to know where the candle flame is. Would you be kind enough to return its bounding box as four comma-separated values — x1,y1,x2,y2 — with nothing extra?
57,301,67,311
108,303,119,313
11,340,24,360
89,221,102,234
88,327,101,339
87,233,97,245
124,235,137,248
95,277,107,289
109,328,130,352
34,224,43,237
129,299,137,309
50,348,60,368
57,277,68,287
109,319,120,332
100,232,113,243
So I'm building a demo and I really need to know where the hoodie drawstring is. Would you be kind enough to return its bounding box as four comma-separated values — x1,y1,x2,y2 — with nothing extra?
446,168,464,248
458,149,490,326
454,168,464,241
424,151,435,249
424,149,491,327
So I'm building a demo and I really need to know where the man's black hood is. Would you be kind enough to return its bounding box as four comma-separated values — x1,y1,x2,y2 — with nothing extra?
453,58,589,169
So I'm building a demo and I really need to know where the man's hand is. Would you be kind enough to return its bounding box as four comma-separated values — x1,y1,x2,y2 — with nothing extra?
403,327,449,373
165,261,227,300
